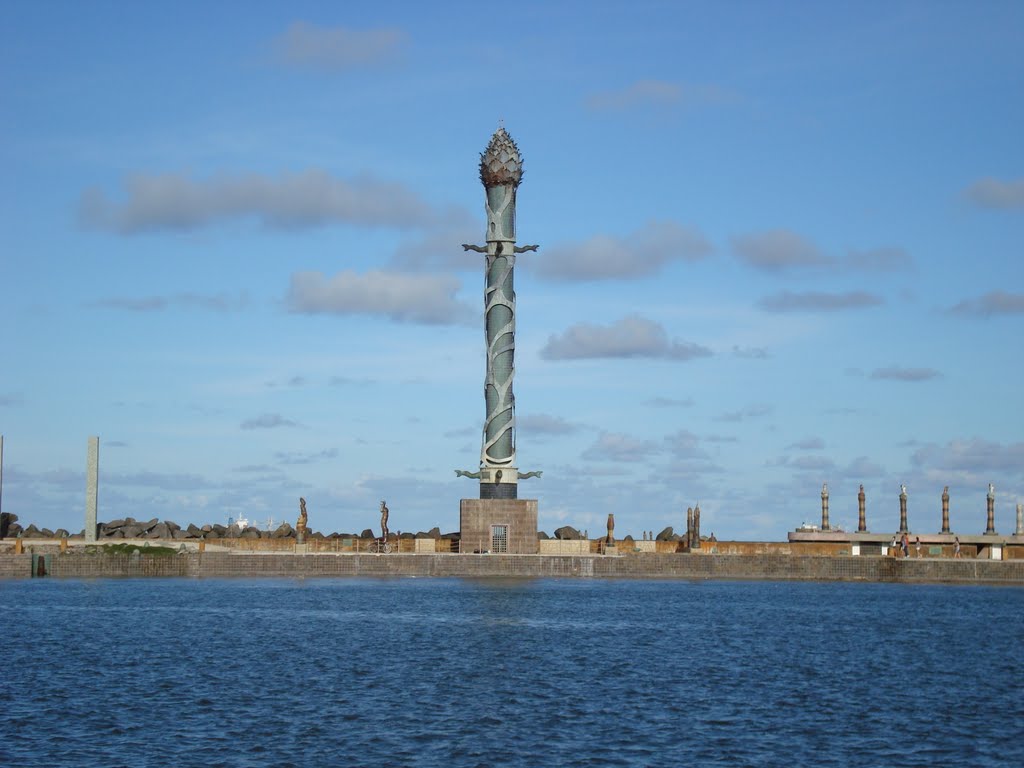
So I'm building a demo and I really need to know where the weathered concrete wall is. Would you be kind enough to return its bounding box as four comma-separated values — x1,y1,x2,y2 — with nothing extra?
3,552,1023,584
539,539,589,555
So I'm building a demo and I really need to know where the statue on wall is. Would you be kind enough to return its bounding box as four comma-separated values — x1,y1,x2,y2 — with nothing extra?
380,500,390,539
296,497,308,535
606,513,615,546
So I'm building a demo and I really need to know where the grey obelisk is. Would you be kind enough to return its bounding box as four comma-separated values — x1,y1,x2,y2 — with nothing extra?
85,436,99,542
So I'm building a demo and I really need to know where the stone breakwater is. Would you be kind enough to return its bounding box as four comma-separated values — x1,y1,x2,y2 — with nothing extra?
2,552,1023,584
0,514,447,542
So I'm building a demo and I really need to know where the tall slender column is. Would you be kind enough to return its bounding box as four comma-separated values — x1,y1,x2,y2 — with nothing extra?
85,436,99,542
985,483,996,534
0,435,5,538
1015,503,1023,536
457,127,540,499
820,483,830,531
686,506,694,548
857,484,867,532
941,486,950,534
898,484,908,533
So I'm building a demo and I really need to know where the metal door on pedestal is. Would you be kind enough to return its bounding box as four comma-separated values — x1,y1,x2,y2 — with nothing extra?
491,524,508,554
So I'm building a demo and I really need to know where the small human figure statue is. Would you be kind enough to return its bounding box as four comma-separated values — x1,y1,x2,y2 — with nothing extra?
379,500,390,540
953,535,962,559
901,532,909,558
915,536,921,558
857,484,867,532
296,497,308,535
606,513,615,546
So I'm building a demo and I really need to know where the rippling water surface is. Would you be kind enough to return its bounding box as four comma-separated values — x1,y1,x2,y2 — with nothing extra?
1,578,1021,767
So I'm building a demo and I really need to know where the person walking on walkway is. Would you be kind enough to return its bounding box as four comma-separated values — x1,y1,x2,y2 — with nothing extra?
954,536,962,559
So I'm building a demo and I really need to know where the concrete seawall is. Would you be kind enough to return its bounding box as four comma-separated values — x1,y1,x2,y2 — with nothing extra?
4,552,1024,584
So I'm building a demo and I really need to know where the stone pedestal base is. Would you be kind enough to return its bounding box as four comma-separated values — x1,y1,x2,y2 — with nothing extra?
460,499,538,554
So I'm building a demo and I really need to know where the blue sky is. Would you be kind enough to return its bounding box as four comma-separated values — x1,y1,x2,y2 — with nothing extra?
2,0,1022,540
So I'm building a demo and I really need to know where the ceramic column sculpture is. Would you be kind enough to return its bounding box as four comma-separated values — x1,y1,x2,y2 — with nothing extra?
820,483,830,531
898,484,908,534
85,436,99,542
941,486,950,534
686,506,694,547
1015,503,1023,536
857,484,867,532
693,503,702,549
606,513,615,546
456,126,541,499
985,483,996,534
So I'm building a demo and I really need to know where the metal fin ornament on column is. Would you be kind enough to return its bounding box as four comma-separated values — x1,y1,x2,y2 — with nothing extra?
456,126,542,500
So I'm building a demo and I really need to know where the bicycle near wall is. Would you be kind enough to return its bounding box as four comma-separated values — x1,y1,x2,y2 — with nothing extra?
364,537,392,554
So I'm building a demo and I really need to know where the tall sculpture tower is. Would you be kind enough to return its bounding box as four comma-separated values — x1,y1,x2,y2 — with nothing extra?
457,126,540,500
456,126,540,553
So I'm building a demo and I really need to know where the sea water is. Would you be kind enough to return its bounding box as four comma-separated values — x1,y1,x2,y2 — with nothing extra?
0,578,1021,767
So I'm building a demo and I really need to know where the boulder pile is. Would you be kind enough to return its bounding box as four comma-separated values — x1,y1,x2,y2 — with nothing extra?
0,514,388,541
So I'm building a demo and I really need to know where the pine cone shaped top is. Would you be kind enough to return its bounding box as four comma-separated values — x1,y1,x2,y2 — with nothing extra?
479,127,523,188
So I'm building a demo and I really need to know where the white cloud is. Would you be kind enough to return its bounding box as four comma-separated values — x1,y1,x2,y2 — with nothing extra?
540,315,712,361
517,414,583,435
948,291,1024,316
240,414,300,430
734,230,911,274
79,170,436,233
870,366,942,382
715,403,772,423
732,229,830,272
788,437,825,450
273,21,406,72
582,432,660,462
645,397,694,408
759,290,884,312
89,293,248,312
911,438,1024,475
664,429,707,459
963,177,1024,210
533,220,711,281
286,270,474,326
274,448,339,465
